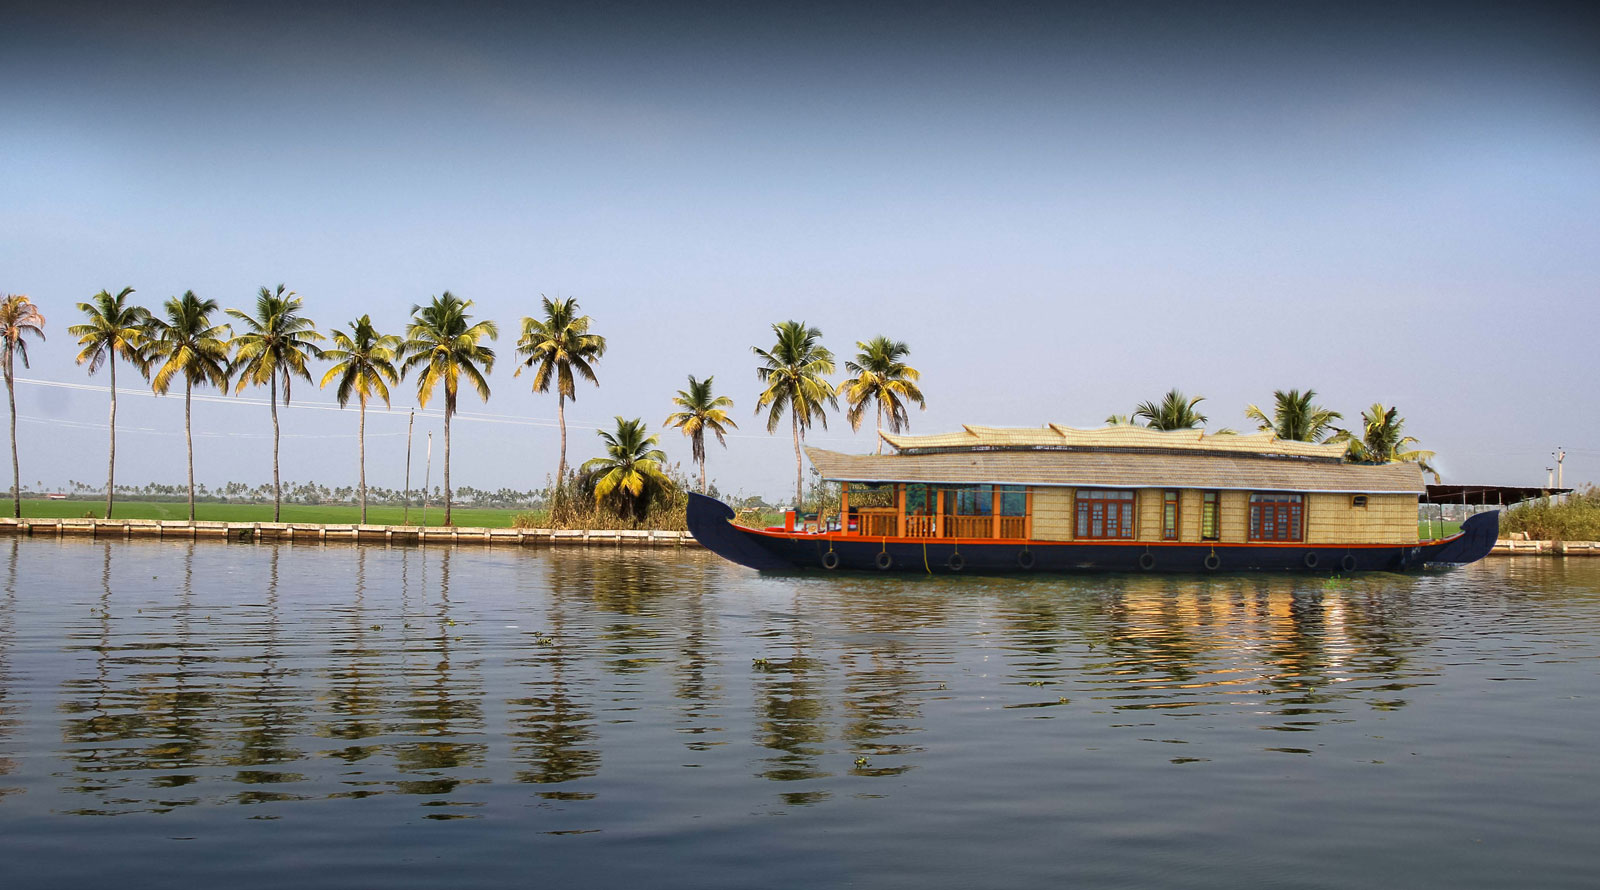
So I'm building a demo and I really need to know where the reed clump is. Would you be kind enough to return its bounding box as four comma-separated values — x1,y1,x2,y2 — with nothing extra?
1499,486,1600,541
512,475,688,532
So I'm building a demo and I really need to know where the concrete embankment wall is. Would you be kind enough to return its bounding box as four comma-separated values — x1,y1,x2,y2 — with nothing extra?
0,517,701,549
1491,539,1600,556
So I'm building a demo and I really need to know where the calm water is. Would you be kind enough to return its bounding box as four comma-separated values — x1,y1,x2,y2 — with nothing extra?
0,538,1596,889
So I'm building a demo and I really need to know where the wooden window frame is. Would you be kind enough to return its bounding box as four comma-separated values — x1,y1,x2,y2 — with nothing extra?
1162,490,1180,540
1248,492,1304,543
1075,489,1136,540
1201,491,1219,541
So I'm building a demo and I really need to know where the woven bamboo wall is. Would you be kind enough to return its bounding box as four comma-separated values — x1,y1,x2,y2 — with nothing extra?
1179,490,1204,543
1136,490,1162,542
1219,491,1249,542
1305,493,1418,544
1032,487,1075,540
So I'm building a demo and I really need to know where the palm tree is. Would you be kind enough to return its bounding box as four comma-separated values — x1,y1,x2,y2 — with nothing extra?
665,375,737,493
1244,389,1342,442
1132,388,1209,431
147,291,231,520
320,315,400,523
753,320,837,506
1,295,46,518
838,336,925,454
514,295,606,489
228,285,325,522
1104,414,1135,426
579,416,673,523
68,288,150,518
1330,403,1439,480
400,292,497,526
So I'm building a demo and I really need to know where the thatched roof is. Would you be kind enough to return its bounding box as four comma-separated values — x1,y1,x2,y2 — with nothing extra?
807,445,1425,494
879,425,1346,460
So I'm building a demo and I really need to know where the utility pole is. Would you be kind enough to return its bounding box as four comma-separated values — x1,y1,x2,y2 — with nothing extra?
403,409,415,525
422,431,433,527
1547,467,1555,491
1555,446,1565,490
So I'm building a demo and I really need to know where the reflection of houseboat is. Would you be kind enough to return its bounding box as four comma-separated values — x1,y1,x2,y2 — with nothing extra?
688,425,1499,573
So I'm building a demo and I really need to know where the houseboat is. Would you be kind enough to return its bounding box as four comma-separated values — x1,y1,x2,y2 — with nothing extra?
687,424,1499,573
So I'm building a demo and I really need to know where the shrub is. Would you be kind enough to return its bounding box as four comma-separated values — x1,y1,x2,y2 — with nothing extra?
1499,486,1600,541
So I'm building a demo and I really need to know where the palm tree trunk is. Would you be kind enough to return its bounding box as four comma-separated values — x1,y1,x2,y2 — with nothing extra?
792,409,802,507
699,449,707,495
875,402,883,455
443,394,453,526
557,393,567,487
358,395,367,524
185,379,195,521
271,373,281,522
6,353,17,519
106,356,117,519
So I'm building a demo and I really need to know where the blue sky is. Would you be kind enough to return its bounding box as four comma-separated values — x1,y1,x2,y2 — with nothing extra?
3,2,1598,499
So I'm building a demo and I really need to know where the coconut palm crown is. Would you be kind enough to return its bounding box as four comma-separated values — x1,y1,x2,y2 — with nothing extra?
320,315,401,523
839,335,925,454
515,295,606,488
1,294,47,518
580,416,674,523
1132,388,1209,431
147,291,231,520
1244,388,1343,442
1330,403,1439,481
665,375,737,493
227,284,325,522
754,320,837,506
400,291,498,526
69,287,150,518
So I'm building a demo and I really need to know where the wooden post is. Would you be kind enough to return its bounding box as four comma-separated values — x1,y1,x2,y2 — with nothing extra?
896,484,906,538
991,487,1002,539
839,485,849,535
1025,489,1034,540
935,488,944,537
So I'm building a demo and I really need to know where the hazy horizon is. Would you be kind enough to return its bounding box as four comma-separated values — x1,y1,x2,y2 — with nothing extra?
5,1,1598,501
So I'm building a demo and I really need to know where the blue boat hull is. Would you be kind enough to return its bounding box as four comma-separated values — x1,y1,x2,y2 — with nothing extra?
687,493,1498,574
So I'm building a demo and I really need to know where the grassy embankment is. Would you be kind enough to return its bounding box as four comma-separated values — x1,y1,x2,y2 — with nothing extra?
18,499,532,527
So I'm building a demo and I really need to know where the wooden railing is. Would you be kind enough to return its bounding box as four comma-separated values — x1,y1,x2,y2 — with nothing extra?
857,511,897,538
942,515,992,539
845,513,1029,539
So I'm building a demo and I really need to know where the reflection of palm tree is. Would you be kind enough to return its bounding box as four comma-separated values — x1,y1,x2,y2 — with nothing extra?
393,549,487,796
752,612,831,802
508,557,600,788
0,540,19,797
326,547,385,761
229,546,307,790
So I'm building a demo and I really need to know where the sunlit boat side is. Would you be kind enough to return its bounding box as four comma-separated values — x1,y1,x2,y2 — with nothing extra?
688,425,1500,574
